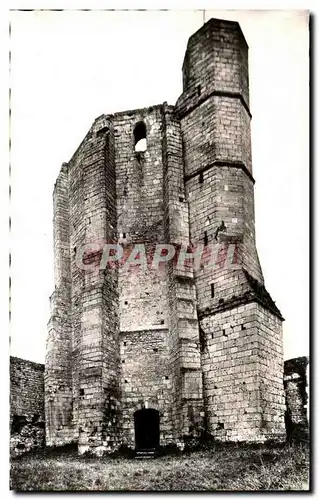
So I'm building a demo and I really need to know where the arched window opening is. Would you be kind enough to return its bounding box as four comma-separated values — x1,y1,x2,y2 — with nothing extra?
134,121,147,152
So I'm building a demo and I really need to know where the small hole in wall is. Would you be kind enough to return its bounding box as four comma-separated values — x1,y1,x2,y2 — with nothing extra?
241,324,246,330
123,232,126,239
123,342,126,346
211,333,214,339
223,329,227,337
160,320,164,325
197,84,201,96
122,360,125,363
153,348,158,353
243,381,246,385
179,196,184,202
217,422,224,430
73,247,76,253
32,414,40,424
199,172,204,184
124,380,128,383
211,283,215,297
80,389,84,396
124,301,128,305
204,231,208,246
165,376,169,380
96,126,109,137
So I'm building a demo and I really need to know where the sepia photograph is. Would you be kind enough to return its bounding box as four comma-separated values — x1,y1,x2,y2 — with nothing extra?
9,8,310,492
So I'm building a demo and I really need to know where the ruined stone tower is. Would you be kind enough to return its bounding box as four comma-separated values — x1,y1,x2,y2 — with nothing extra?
45,18,286,454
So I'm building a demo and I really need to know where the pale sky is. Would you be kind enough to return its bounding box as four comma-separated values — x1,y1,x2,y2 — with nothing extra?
9,9,309,364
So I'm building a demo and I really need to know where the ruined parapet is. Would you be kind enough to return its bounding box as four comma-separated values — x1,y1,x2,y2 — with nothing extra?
284,356,309,441
10,357,45,457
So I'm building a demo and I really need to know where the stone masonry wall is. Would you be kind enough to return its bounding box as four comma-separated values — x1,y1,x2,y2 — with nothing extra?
200,303,285,442
114,106,168,334
119,328,172,448
10,357,45,456
181,19,250,111
46,114,122,454
113,106,173,448
255,304,286,440
70,116,121,455
200,304,260,442
179,96,252,177
284,356,309,439
11,351,306,453
177,20,264,330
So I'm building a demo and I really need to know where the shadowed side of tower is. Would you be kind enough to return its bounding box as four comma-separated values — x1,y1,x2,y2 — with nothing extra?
175,18,286,442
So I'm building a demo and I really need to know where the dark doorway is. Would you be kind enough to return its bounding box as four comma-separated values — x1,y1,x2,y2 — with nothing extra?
134,408,160,450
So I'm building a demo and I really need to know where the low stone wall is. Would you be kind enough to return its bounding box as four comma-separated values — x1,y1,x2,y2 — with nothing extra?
10,356,45,457
284,356,309,440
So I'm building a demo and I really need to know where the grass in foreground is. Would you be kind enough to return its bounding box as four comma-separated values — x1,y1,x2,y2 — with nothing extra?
10,441,309,491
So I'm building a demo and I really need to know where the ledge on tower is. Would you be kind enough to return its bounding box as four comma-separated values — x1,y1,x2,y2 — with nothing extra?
198,269,284,321
243,270,284,321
